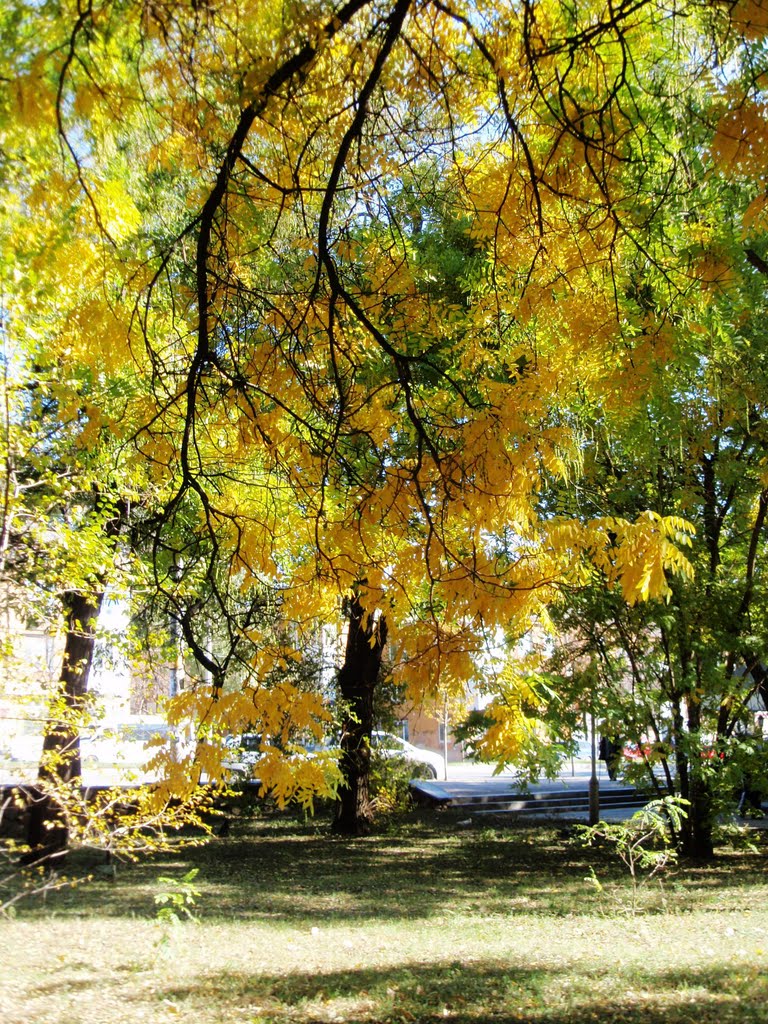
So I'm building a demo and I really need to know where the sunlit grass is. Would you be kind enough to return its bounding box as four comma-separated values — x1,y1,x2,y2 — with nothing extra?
2,809,767,1023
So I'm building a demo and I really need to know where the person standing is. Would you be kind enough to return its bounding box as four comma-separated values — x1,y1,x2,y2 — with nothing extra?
599,733,620,780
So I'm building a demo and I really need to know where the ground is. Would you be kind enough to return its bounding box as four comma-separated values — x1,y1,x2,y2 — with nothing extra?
1,809,767,1023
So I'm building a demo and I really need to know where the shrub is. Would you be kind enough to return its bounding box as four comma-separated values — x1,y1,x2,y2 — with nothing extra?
369,754,430,816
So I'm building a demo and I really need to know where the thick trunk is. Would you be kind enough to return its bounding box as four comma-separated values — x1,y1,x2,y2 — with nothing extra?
24,589,104,864
332,597,387,836
679,694,715,860
681,772,715,859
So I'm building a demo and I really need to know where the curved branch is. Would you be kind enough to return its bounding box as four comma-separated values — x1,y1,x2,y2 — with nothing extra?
173,0,374,511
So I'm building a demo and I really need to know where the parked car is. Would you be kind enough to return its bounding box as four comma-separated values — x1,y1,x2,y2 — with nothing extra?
370,730,443,779
622,742,652,762
221,733,265,777
221,734,340,780
81,719,173,768
622,740,679,763
8,731,44,764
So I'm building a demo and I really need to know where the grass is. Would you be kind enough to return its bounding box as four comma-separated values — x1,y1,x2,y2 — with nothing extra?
2,807,768,1024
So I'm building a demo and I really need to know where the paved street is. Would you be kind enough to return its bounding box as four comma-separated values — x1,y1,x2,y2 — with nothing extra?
0,753,630,791
0,762,160,787
442,755,606,785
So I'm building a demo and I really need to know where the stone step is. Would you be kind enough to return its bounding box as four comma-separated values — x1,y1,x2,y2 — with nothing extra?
449,793,648,814
410,780,661,817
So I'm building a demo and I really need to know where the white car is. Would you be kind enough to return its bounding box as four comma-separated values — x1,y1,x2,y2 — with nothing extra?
8,732,44,764
371,730,443,779
81,720,172,769
220,734,341,781
221,732,265,777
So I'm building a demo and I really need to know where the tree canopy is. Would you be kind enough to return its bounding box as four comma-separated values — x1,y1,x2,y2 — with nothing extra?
3,0,768,817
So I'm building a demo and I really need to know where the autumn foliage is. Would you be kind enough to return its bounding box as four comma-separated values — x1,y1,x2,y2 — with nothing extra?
2,0,767,824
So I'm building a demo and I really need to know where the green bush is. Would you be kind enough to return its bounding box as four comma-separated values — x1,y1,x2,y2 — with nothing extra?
369,755,430,816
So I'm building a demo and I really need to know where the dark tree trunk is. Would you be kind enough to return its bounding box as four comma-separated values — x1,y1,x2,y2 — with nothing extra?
332,596,388,836
23,497,125,864
682,772,715,859
678,693,715,860
24,589,105,865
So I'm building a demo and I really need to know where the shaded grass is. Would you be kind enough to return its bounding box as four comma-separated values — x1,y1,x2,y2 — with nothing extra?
2,808,768,1023
25,809,768,922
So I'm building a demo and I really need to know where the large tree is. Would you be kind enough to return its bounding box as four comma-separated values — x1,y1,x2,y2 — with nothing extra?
5,0,765,832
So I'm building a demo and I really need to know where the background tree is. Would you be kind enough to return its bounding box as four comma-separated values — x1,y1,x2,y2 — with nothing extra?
540,160,768,858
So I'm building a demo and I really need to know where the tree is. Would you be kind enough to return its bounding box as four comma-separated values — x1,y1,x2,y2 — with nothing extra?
5,0,761,835
0,222,140,859
546,372,768,858
333,594,388,833
539,156,768,857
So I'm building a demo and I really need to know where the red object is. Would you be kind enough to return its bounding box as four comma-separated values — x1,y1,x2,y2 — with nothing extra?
622,743,652,761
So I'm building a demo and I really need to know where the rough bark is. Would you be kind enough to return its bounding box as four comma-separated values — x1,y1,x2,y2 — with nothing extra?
23,494,127,864
682,773,715,860
678,691,715,860
332,596,388,836
24,588,105,865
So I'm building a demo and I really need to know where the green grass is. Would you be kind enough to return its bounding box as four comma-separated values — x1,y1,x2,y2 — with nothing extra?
2,809,768,1024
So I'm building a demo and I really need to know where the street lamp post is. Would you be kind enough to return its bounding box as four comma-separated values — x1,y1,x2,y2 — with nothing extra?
442,699,449,782
589,711,600,825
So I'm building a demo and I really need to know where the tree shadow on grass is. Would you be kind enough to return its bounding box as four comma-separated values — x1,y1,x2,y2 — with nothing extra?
17,812,768,924
37,816,603,921
145,959,768,1024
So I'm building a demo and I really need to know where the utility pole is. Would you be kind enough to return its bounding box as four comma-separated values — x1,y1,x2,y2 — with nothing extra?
442,698,449,781
589,711,600,825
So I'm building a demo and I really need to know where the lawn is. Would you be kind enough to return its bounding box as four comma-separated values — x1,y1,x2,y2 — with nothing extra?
1,807,767,1024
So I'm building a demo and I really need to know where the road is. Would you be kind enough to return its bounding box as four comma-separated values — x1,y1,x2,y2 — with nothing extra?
441,755,611,787
0,754,608,789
